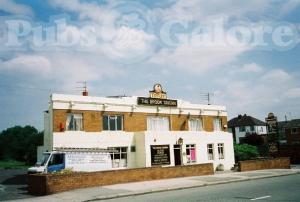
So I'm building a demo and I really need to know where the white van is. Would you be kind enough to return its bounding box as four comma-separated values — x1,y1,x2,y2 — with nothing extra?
28,149,112,174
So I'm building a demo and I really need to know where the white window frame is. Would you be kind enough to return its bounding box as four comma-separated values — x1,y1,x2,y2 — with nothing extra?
218,143,225,159
66,113,83,131
207,144,214,160
188,119,203,131
186,144,196,163
147,116,170,131
108,147,128,168
103,115,123,131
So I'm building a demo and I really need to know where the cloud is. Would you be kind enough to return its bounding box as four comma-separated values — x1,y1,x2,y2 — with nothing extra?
153,0,271,22
0,51,124,91
0,0,33,16
49,0,112,22
0,55,51,77
214,66,298,120
262,69,291,82
149,30,250,73
283,87,300,98
241,63,263,73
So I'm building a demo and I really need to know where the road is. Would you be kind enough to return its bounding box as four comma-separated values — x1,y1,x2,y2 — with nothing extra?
104,174,300,202
0,168,34,201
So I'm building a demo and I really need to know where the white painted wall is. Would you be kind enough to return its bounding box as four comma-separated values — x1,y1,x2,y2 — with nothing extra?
51,131,235,170
50,94,228,117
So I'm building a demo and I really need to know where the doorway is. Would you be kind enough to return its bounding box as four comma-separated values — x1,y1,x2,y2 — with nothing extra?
173,145,182,166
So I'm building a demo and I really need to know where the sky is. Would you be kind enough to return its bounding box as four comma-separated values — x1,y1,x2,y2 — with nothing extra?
0,0,300,131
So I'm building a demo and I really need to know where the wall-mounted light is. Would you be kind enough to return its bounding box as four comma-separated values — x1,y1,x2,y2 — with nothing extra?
157,106,161,113
178,137,183,145
102,104,108,111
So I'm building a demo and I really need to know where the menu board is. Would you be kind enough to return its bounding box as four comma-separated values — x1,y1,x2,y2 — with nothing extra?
151,145,170,166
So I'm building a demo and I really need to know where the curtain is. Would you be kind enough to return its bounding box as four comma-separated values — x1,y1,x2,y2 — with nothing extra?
147,117,170,131
214,118,221,131
190,148,196,161
189,119,203,131
66,114,83,131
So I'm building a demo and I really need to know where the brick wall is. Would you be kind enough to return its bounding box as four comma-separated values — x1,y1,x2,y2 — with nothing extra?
285,128,300,144
53,109,227,133
238,157,290,172
28,163,214,195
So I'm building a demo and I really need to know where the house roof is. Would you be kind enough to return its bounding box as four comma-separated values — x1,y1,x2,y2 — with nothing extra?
277,121,289,130
228,114,266,128
285,119,300,129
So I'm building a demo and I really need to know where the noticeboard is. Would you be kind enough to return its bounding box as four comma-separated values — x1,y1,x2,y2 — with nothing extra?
150,145,171,166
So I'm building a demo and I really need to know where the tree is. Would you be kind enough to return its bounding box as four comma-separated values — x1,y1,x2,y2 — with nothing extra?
0,126,43,164
234,144,259,162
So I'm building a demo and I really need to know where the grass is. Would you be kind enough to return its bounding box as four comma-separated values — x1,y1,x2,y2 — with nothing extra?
0,160,30,169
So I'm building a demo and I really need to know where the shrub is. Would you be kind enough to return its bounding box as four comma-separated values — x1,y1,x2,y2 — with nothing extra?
234,144,259,162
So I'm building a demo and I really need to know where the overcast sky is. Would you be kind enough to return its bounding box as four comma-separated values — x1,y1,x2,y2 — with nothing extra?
0,0,300,130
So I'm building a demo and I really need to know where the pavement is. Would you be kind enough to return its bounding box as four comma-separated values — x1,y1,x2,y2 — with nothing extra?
8,165,300,202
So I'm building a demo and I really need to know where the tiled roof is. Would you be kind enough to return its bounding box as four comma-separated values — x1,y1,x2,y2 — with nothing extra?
285,119,300,129
228,114,266,128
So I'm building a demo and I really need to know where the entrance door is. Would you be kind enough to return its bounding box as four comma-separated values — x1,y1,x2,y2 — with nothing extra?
173,145,182,166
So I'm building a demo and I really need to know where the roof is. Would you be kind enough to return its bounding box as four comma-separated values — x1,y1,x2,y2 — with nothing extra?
277,121,289,130
228,114,266,128
285,119,300,129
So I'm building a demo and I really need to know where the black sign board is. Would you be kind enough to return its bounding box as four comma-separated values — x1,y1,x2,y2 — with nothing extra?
137,97,177,107
151,145,171,166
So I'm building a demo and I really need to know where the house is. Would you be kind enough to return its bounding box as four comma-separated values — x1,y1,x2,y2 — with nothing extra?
38,84,235,171
228,114,267,144
284,119,300,144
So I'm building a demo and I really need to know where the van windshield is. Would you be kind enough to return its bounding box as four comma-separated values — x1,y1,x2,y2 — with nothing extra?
41,153,50,166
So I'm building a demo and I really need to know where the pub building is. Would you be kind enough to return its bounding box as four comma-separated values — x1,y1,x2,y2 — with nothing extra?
38,84,235,170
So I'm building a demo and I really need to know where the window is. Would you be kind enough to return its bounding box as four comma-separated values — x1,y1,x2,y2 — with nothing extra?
260,127,264,132
66,114,83,131
207,144,214,160
103,115,123,131
147,116,170,131
291,128,298,134
239,126,245,132
186,144,196,163
214,118,222,131
218,143,224,159
188,119,203,131
108,147,128,168
250,126,255,132
48,153,64,166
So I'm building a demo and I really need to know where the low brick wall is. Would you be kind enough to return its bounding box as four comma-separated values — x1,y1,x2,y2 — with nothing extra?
28,163,213,195
239,157,290,172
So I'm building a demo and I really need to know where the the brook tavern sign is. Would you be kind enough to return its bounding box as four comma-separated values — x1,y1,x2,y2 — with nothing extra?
137,84,178,107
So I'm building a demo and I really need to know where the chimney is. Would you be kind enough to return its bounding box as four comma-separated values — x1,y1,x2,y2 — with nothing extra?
82,90,88,96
